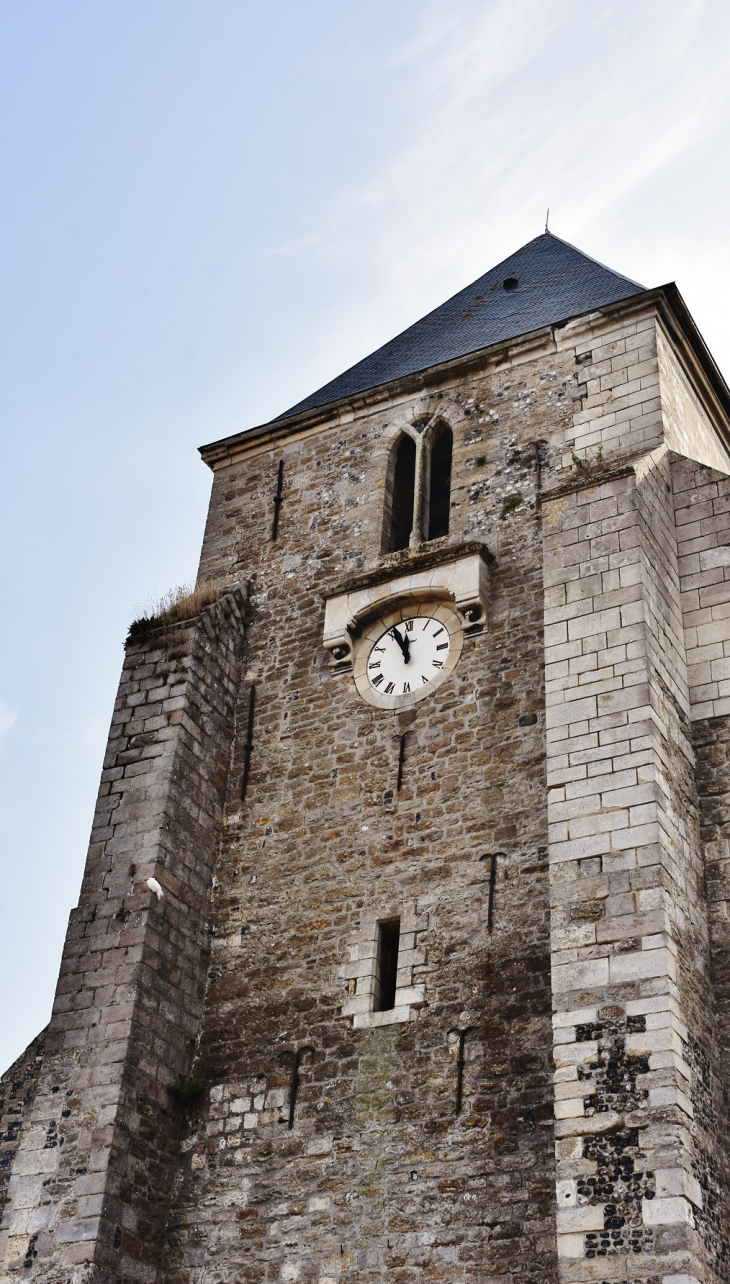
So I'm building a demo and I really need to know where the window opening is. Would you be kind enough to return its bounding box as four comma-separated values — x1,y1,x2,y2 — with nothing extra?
271,459,284,540
240,684,256,802
427,427,453,541
389,436,416,552
375,919,400,1011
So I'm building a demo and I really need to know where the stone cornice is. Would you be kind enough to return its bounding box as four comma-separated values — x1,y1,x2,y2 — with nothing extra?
322,540,494,601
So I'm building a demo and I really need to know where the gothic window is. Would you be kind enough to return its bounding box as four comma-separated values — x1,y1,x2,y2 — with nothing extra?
382,419,453,553
387,434,417,552
427,425,453,541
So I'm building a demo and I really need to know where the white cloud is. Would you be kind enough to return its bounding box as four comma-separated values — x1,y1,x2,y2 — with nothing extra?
361,0,730,275
0,700,17,739
272,0,730,389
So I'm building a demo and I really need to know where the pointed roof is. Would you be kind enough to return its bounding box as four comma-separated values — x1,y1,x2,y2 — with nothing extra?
277,232,645,420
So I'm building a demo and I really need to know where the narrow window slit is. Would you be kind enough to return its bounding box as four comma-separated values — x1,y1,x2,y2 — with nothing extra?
240,684,256,801
271,459,284,540
374,919,400,1011
396,733,407,792
480,852,502,929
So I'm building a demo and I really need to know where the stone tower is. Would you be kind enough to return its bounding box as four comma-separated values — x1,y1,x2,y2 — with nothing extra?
2,231,730,1284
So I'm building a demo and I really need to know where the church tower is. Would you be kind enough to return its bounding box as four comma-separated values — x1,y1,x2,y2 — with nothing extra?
3,232,730,1284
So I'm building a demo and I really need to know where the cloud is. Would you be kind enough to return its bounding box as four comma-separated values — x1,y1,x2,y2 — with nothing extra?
291,1,730,286
0,700,17,740
266,0,730,400
370,0,730,267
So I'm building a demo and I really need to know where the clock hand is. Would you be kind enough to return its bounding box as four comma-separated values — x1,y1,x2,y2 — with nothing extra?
390,626,411,663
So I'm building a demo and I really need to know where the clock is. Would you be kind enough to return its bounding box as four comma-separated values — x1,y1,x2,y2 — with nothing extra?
352,602,463,710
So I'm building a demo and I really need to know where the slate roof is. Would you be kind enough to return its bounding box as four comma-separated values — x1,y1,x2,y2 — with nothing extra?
277,232,645,420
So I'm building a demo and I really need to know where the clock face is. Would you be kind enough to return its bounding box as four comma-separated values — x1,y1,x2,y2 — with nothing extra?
367,616,451,697
353,603,463,709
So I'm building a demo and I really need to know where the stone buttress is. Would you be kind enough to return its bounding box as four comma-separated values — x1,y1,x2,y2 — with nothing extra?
543,310,730,1284
0,591,246,1282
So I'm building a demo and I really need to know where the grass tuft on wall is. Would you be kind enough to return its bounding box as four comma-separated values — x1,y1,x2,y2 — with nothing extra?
127,581,224,644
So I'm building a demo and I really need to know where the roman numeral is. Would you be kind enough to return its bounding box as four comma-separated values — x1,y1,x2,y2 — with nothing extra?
372,673,384,687
402,682,410,693
432,627,445,637
436,643,448,651
385,682,395,694
405,620,414,632
374,646,385,653
421,675,429,683
368,662,381,670
432,660,443,669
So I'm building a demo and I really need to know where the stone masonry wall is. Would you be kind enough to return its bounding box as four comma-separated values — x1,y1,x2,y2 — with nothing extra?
0,591,247,1284
4,294,730,1284
542,333,730,1284
658,331,730,476
168,348,584,1284
0,1033,46,1225
557,310,661,470
543,449,723,1273
176,301,730,1284
673,455,730,1279
675,456,730,720
692,717,730,1280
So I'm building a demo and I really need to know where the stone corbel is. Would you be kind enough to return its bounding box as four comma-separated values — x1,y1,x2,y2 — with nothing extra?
322,543,492,670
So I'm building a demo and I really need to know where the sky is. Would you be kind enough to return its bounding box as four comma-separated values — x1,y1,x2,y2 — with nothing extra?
1,0,730,1072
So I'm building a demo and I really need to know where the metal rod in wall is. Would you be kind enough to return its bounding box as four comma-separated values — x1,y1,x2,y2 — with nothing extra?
447,1027,474,1117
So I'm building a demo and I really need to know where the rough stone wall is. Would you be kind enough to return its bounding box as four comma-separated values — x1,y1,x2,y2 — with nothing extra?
168,350,585,1284
0,592,246,1283
0,1033,46,1224
196,354,586,589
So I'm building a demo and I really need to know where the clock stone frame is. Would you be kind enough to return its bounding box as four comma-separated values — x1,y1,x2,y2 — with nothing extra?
322,543,491,712
353,601,464,710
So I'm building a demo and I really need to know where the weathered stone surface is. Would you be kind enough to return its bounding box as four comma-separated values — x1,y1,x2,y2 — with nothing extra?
3,290,730,1284
0,1032,46,1229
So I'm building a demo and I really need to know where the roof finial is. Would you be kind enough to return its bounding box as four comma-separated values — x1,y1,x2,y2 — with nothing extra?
545,208,550,234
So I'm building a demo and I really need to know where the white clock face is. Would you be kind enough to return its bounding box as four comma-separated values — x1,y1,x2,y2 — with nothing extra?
353,603,463,709
367,616,451,697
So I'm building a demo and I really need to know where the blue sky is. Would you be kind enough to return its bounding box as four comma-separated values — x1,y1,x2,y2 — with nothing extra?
1,0,730,1071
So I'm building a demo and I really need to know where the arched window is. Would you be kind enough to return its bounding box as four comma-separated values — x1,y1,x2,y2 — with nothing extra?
427,425,452,541
388,434,417,552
